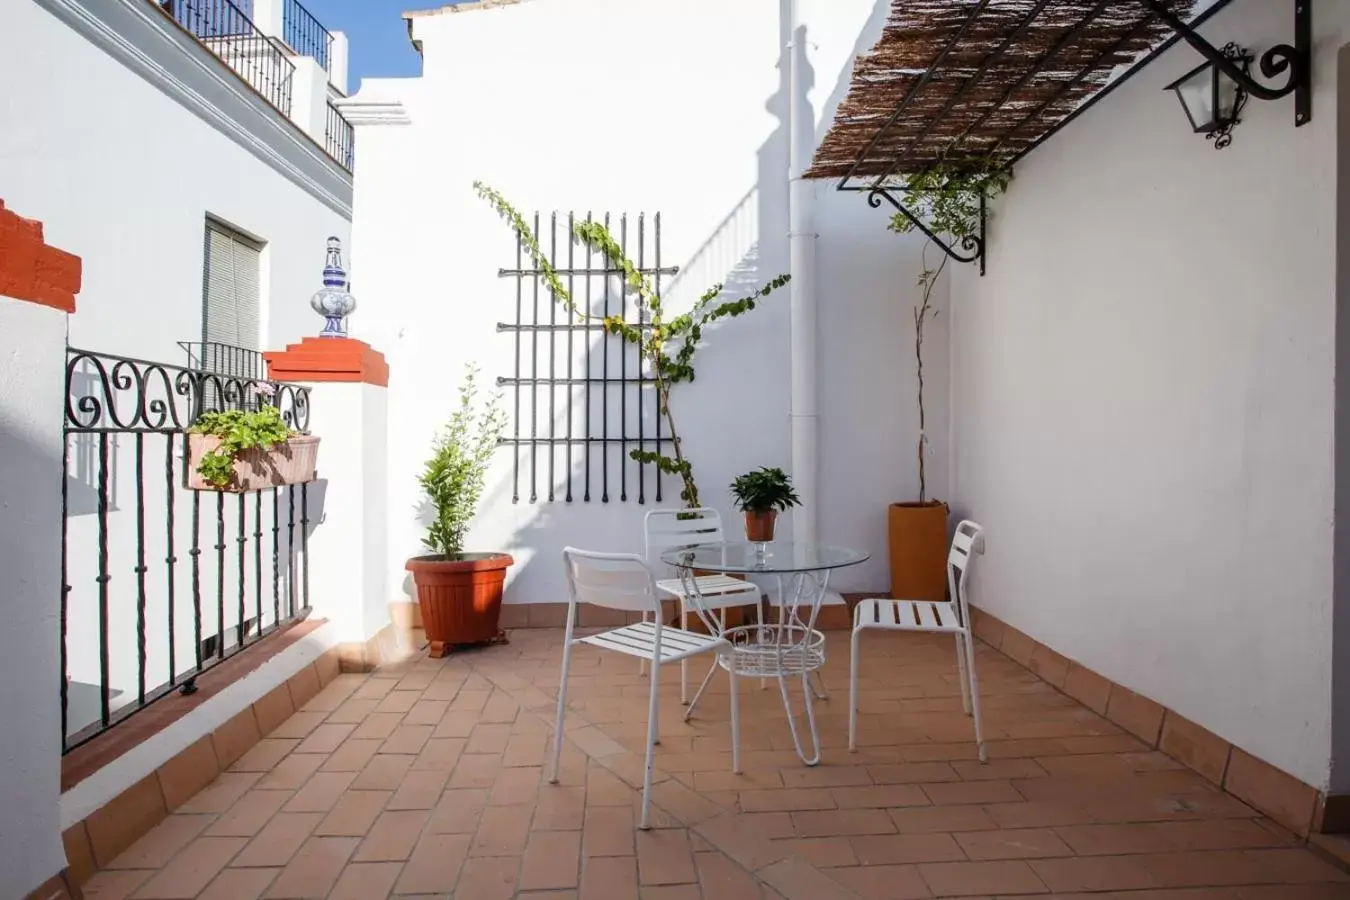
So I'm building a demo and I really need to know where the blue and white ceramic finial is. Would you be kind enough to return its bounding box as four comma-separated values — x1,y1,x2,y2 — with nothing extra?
309,236,357,337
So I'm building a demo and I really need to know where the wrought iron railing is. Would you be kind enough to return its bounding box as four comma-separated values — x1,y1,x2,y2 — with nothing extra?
180,341,268,382
161,0,295,116
325,101,355,171
61,347,313,753
283,0,334,74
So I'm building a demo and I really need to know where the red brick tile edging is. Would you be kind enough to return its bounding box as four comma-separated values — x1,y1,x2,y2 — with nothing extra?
0,199,81,312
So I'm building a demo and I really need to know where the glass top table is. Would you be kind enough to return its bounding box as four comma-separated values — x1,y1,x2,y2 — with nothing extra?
660,540,869,766
659,541,869,575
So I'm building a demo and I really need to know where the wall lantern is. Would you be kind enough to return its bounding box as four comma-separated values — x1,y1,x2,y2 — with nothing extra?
1144,0,1311,149
309,237,357,337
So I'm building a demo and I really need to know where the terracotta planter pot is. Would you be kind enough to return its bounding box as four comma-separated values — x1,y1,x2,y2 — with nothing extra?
888,501,948,602
744,510,778,543
186,433,320,492
406,553,514,658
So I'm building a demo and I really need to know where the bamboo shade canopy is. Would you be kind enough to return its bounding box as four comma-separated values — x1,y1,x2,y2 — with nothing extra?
807,0,1213,186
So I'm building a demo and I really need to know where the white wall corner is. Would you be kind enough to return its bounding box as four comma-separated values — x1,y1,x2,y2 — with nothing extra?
337,98,412,127
329,31,350,97
289,56,331,146
251,0,284,38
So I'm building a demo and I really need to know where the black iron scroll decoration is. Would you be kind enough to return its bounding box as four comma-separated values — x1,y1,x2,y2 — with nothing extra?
866,187,987,275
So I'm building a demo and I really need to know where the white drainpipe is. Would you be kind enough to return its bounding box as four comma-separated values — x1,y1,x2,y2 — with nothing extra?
787,0,818,545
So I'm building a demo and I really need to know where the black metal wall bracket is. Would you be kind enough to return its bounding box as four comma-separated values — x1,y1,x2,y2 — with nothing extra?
1143,0,1311,126
867,187,988,276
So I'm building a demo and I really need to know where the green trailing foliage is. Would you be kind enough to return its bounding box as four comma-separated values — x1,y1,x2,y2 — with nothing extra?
729,466,801,514
886,165,1011,503
419,364,508,558
474,181,791,508
189,403,294,488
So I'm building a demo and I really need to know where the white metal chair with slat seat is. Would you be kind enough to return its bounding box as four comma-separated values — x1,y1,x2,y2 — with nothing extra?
849,520,987,761
643,509,764,704
552,547,741,829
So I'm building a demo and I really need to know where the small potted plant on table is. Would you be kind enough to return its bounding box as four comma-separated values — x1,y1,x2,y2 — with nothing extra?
186,389,319,491
406,365,514,658
730,466,801,542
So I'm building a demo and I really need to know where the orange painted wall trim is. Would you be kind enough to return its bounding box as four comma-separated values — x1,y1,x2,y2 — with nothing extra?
263,337,389,387
0,199,82,313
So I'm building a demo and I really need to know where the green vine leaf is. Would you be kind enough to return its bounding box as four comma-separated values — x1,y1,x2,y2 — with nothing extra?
188,402,295,488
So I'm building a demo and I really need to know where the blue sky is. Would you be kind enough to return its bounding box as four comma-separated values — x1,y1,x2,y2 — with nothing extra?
304,0,449,89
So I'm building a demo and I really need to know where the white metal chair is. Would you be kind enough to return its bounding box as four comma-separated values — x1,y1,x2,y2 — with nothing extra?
643,508,764,703
552,547,741,829
849,520,987,762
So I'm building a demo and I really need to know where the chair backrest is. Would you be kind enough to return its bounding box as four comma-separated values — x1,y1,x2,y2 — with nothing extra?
643,508,725,564
948,520,984,622
562,547,663,615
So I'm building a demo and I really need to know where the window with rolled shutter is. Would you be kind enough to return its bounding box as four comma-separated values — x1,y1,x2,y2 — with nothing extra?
202,219,262,356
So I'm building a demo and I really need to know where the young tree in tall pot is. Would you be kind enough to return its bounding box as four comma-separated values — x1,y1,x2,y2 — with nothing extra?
886,166,1008,601
406,365,512,657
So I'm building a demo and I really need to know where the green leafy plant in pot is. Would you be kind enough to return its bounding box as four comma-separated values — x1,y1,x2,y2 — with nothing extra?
730,467,801,543
405,365,513,658
186,386,320,492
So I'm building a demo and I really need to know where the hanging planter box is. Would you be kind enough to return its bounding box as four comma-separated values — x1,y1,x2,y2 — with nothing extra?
186,433,320,493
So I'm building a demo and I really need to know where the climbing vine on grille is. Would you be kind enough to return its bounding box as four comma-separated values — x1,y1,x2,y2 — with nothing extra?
475,181,790,509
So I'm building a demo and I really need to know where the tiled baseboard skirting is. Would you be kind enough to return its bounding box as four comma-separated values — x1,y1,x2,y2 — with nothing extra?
967,606,1337,841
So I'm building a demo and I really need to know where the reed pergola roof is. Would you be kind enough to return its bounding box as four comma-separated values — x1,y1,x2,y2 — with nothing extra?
807,0,1222,187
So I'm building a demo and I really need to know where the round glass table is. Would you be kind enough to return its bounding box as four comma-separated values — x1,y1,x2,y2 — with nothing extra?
660,541,869,765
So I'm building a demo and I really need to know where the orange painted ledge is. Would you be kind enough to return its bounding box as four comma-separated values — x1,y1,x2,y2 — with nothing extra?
0,198,81,313
264,336,389,387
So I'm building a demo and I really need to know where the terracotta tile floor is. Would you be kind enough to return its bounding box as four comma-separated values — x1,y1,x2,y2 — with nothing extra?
83,627,1350,899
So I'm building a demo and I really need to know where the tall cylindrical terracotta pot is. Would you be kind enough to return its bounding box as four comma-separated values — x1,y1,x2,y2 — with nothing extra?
406,553,514,658
888,501,948,601
744,510,778,542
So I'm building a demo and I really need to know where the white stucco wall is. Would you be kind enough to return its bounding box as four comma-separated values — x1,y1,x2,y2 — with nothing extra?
0,297,70,895
948,0,1349,790
353,0,934,607
2,0,354,362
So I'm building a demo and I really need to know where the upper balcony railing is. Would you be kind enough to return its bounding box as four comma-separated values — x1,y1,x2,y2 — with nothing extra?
161,0,295,117
283,0,334,75
324,101,355,172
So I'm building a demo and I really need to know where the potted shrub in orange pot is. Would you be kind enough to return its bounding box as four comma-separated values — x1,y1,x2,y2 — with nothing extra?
406,366,513,658
730,467,801,542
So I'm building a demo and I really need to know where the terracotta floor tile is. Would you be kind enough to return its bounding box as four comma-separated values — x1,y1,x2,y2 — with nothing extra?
315,789,392,836
825,864,933,900
354,810,431,862
434,709,483,739
535,785,587,830
792,809,896,837
196,867,279,900
1153,819,1300,851
263,836,359,898
922,779,1023,805
520,829,583,890
404,698,451,725
918,860,1049,896
107,814,214,869
271,711,328,740
579,855,638,900
739,789,836,813
467,723,514,755
984,800,1095,829
427,788,489,834
382,725,435,756
295,723,357,755
951,758,1048,781
284,771,359,813
81,869,154,900
636,828,697,885
471,805,533,857
867,763,961,785
954,827,1073,860
849,833,966,866
374,690,423,714
450,753,504,789
642,886,703,900
394,833,470,894
232,813,325,867
321,738,385,773
255,753,326,790
491,765,543,805
887,805,998,833
388,769,451,810
177,772,262,814
454,856,520,900
328,861,403,899
504,730,550,768
353,754,416,790
206,790,292,837
352,712,407,741
325,698,380,725
1029,854,1159,892
584,804,636,857
831,785,929,810
412,738,467,772
1055,823,1176,856
782,837,859,867
131,836,247,898
480,692,520,722
231,739,302,773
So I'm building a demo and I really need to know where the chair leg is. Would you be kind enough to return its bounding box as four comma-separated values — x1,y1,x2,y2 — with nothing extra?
962,628,987,763
640,654,662,830
849,624,862,752
683,657,719,723
728,655,741,774
550,637,575,785
955,633,972,715
680,606,690,705
639,611,648,678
